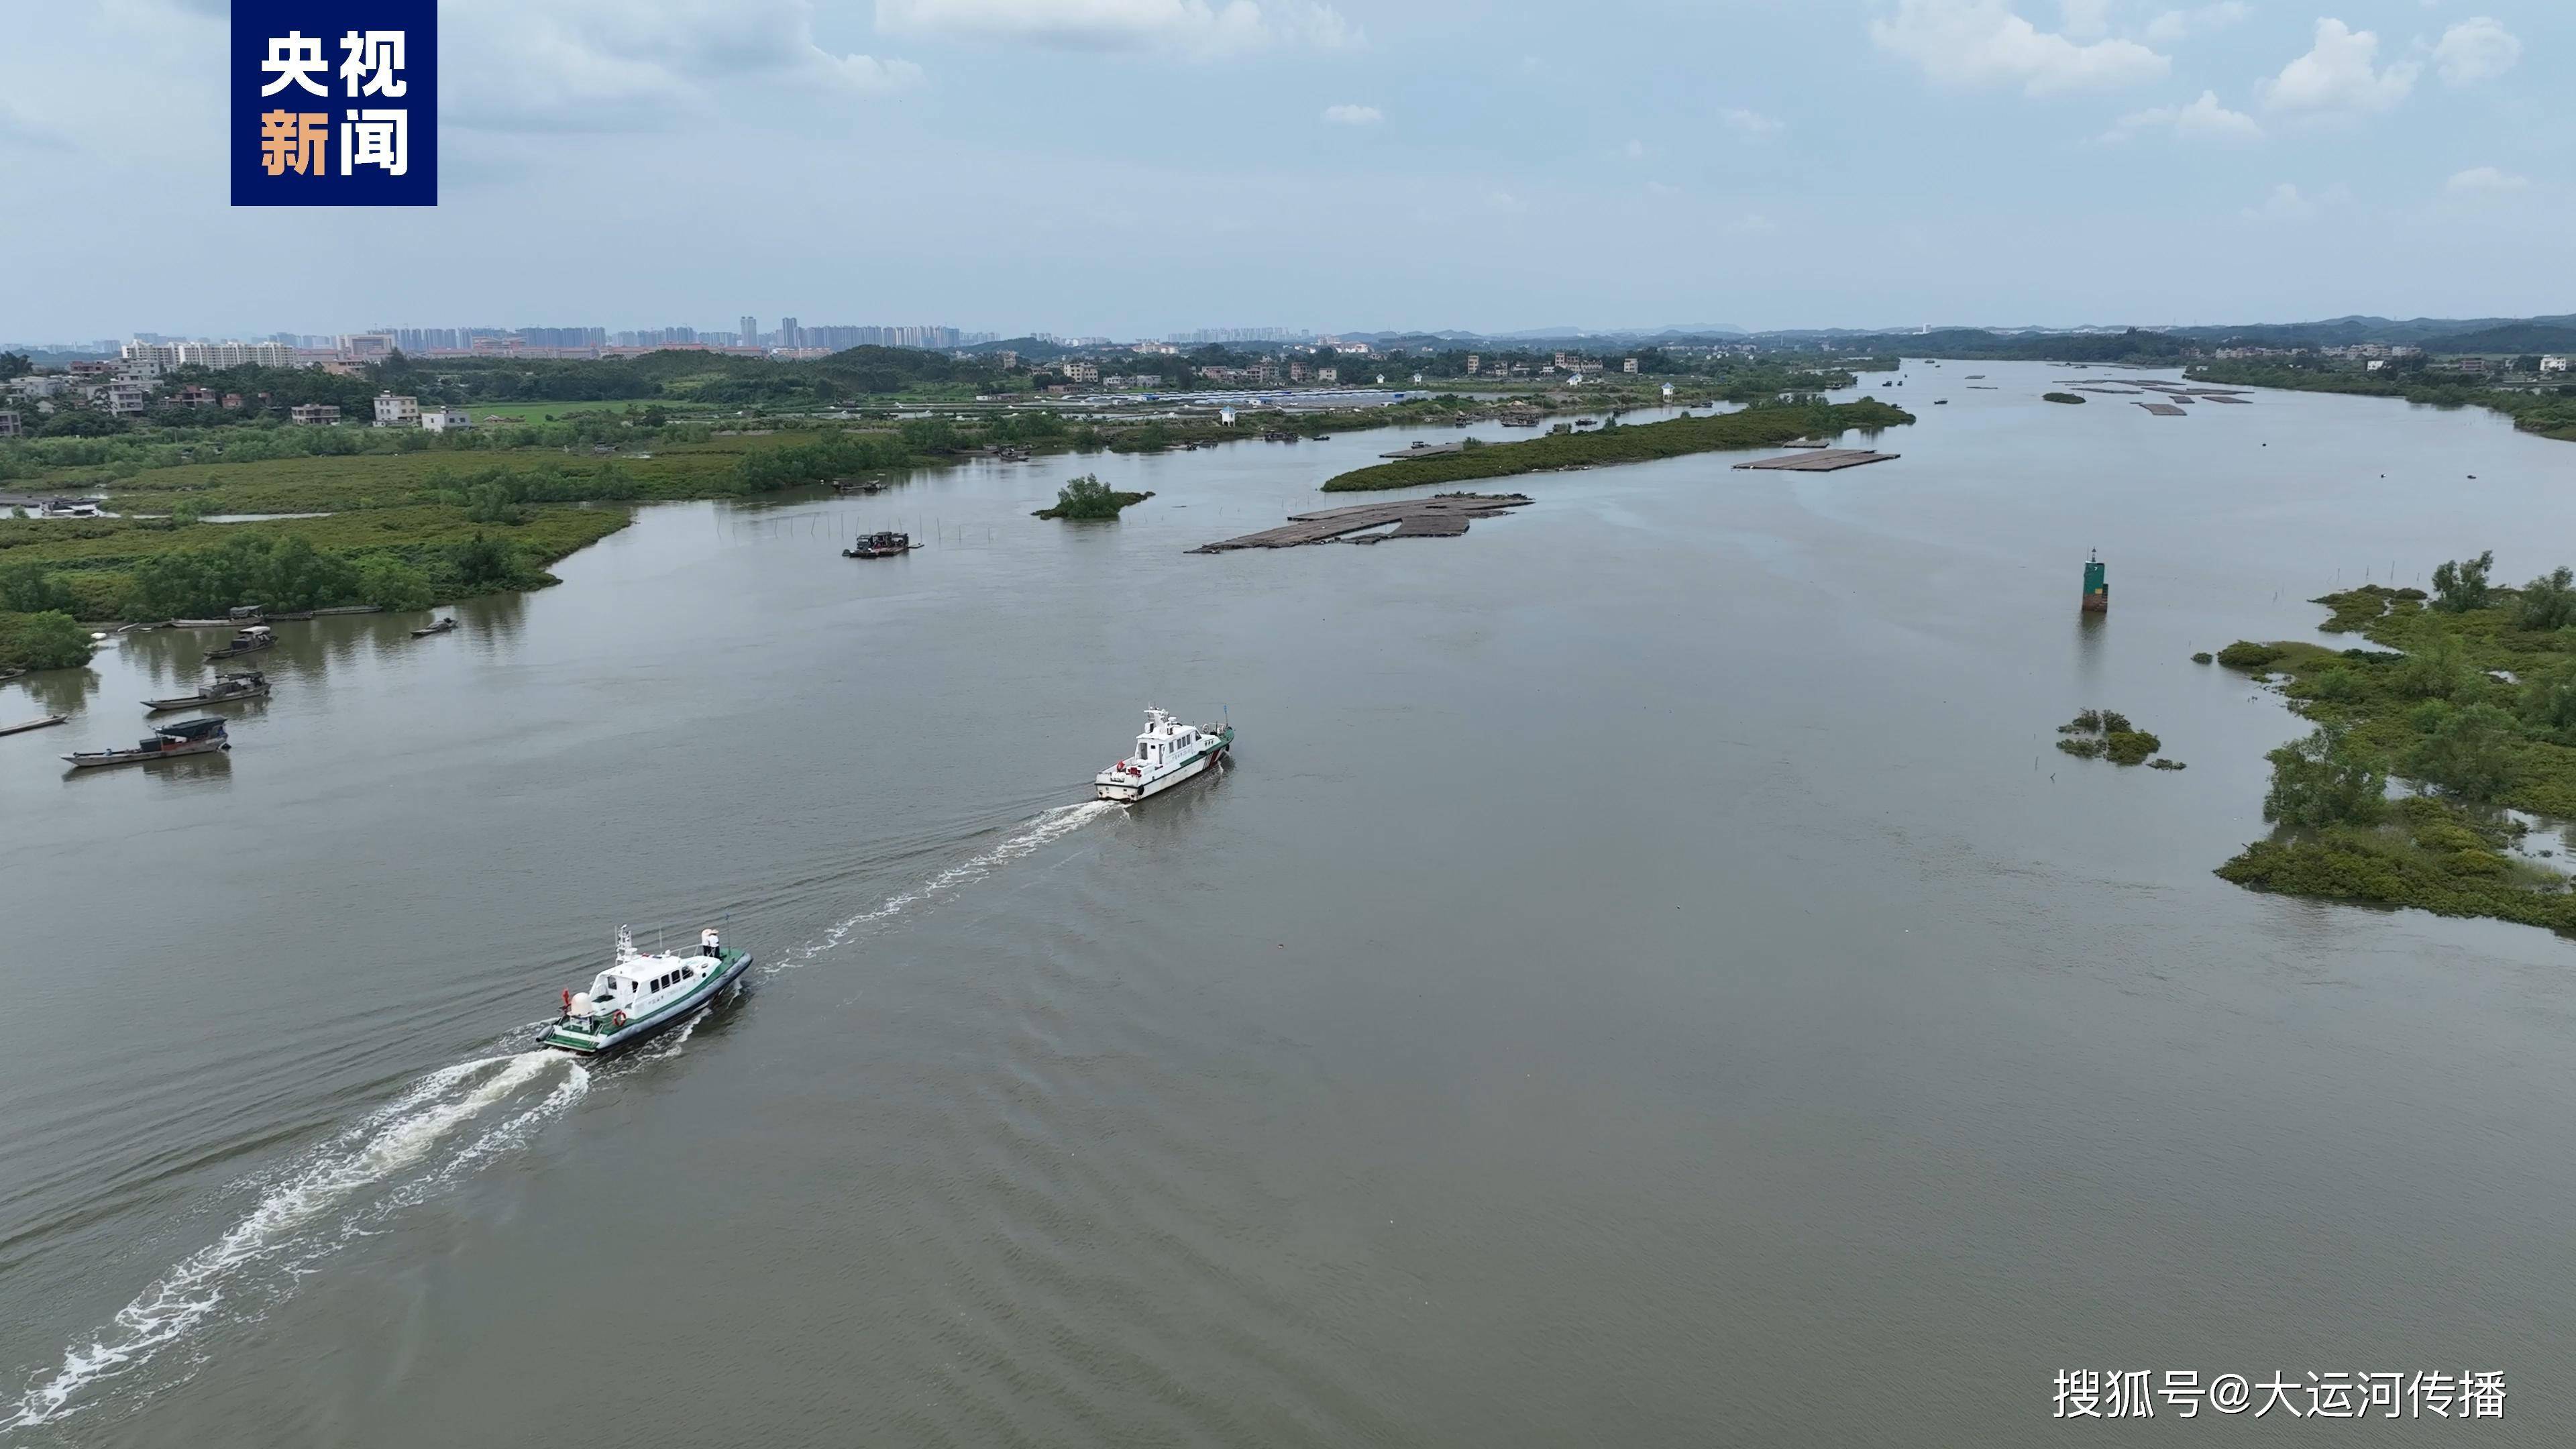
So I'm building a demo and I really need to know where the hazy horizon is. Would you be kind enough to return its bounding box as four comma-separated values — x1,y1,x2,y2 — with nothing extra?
4,1,2565,339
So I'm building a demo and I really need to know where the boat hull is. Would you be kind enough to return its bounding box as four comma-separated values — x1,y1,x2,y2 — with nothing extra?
1096,739,1228,803
538,949,753,1054
63,738,228,768
144,687,269,712
203,643,274,661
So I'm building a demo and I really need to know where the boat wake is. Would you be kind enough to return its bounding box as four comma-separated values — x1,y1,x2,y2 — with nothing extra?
770,800,1116,974
6,802,1114,1435
3,1052,588,1434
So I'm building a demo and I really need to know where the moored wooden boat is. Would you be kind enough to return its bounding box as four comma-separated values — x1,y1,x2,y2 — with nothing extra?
0,714,68,737
203,625,274,661
842,531,916,559
144,671,269,712
411,617,458,637
64,717,229,768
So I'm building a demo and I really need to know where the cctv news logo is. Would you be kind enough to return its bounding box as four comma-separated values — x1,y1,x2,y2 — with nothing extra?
231,2,437,205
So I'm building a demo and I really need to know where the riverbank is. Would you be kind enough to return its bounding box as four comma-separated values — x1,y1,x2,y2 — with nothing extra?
2212,565,2576,936
0,383,1761,625
0,505,631,623
1319,400,1915,492
2186,361,2576,443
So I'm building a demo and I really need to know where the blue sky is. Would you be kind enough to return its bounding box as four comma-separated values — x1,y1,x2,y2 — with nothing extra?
0,1,2562,339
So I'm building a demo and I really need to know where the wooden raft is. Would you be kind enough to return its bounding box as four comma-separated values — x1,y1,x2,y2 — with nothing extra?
1731,449,1900,472
1191,494,1532,552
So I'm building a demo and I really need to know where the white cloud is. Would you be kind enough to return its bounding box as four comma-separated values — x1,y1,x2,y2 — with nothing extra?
448,0,923,129
875,0,1356,56
2446,165,2529,195
2104,89,2261,142
2259,19,2416,120
1721,107,1786,136
2057,0,2110,41
1623,138,1648,160
2142,2,2247,44
2432,18,2522,87
2242,180,2349,222
1320,103,1381,125
1870,0,2169,95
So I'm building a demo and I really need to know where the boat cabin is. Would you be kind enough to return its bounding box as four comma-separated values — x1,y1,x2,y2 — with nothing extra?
129,718,227,753
576,956,708,1018
567,926,724,1022
1126,709,1199,770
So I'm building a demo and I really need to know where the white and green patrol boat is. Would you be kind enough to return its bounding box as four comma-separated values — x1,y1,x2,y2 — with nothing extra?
539,926,752,1054
1095,707,1234,803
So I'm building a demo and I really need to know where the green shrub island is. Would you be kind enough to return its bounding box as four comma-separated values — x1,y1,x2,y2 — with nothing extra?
1033,474,1152,520
2042,392,2086,405
2054,708,2176,768
2216,549,2576,936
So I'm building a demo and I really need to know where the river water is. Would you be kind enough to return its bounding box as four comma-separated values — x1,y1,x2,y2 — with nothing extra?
6,362,2576,1445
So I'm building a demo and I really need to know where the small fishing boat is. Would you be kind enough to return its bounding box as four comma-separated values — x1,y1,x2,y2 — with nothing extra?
540,926,754,1054
843,531,915,559
1095,708,1233,803
144,670,269,712
0,714,68,737
63,716,228,768
411,616,458,638
203,625,274,661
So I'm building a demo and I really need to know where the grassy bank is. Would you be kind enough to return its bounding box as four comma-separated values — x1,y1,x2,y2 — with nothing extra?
1319,400,1915,492
0,506,630,622
2212,558,2576,936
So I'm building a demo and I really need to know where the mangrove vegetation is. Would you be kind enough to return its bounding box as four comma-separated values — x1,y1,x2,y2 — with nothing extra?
1319,400,1915,493
2213,552,2576,934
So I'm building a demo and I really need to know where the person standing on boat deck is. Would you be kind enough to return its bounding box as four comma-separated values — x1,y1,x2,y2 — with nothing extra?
701,926,720,959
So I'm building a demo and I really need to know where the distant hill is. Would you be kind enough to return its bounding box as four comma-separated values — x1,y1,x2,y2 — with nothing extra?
2414,319,2576,354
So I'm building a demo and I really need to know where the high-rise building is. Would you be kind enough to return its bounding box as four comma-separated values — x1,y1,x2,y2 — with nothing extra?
778,317,801,350
740,316,757,350
513,327,606,350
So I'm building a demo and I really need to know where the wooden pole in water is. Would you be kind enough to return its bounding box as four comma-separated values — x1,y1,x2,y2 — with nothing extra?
2082,549,2108,613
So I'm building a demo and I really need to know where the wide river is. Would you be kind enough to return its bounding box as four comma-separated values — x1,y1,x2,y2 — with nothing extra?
7,362,2576,1445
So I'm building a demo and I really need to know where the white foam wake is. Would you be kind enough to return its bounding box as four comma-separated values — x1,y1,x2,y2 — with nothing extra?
7,802,1110,1434
771,800,1115,973
4,1053,587,1433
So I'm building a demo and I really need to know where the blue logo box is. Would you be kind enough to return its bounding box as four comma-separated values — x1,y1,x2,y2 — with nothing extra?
231,1,437,206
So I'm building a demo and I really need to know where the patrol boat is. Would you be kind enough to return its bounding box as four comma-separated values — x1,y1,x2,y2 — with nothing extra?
1094,708,1233,803
539,926,753,1054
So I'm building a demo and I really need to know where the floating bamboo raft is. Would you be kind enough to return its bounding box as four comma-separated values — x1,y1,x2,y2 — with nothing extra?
1191,494,1533,552
1731,449,1900,472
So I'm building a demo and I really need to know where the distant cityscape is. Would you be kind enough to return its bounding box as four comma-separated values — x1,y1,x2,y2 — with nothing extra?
0,323,1330,363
